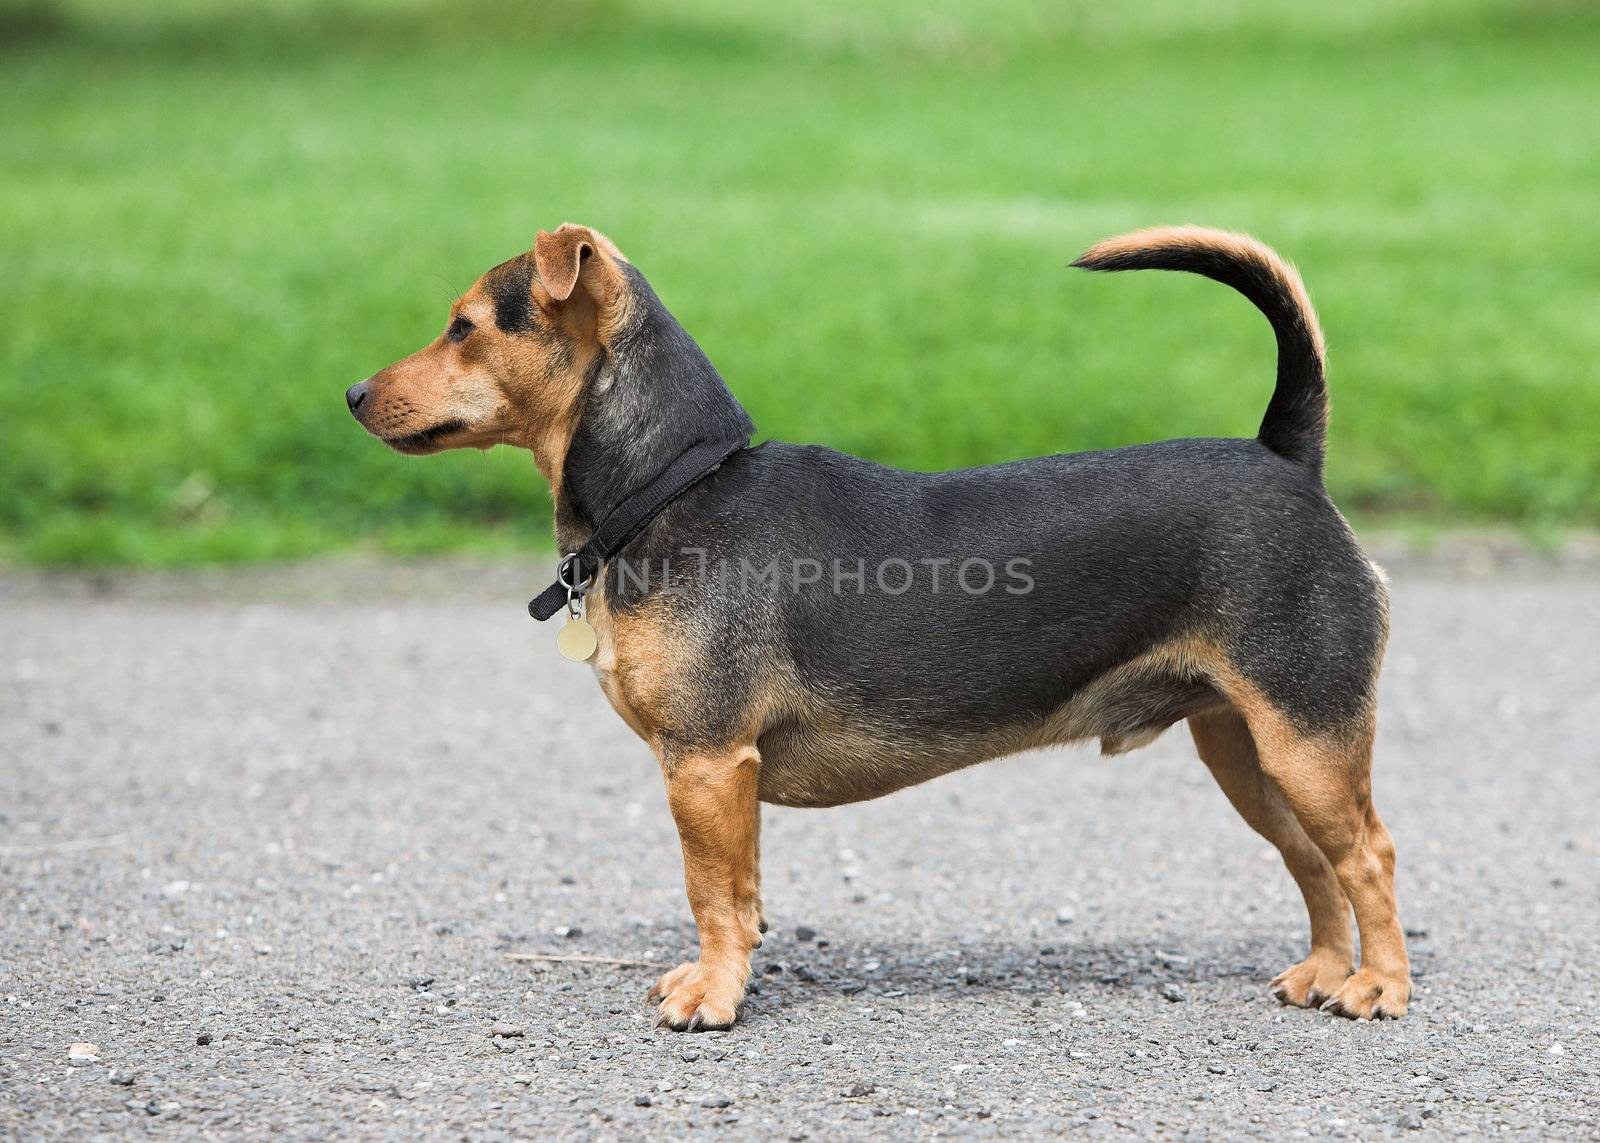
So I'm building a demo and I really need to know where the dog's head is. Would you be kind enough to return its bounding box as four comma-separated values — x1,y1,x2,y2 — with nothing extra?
345,223,631,480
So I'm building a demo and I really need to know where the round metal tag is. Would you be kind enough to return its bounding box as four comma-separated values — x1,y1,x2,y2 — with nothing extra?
556,617,598,662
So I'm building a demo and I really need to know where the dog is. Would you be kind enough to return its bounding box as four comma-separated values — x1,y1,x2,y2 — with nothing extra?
347,223,1410,1030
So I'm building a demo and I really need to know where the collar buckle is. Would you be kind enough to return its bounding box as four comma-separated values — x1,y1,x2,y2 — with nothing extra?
527,434,750,622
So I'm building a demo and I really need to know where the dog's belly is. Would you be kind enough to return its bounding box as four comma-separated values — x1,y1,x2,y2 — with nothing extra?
754,663,1224,809
754,718,1009,808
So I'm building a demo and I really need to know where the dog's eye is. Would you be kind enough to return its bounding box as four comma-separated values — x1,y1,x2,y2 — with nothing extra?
446,315,474,343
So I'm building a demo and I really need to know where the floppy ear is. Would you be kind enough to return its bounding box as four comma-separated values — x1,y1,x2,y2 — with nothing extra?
534,224,600,303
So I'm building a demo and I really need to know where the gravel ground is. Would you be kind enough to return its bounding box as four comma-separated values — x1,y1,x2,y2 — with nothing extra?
1,560,1597,1140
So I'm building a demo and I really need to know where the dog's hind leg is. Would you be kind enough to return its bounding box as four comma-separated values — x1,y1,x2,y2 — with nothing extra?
1189,707,1355,1008
647,741,764,1031
1236,704,1411,1019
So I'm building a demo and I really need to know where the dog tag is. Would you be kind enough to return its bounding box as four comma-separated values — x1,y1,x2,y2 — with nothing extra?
557,615,598,662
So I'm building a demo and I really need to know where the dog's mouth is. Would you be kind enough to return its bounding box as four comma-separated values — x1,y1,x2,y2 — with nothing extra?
383,419,468,455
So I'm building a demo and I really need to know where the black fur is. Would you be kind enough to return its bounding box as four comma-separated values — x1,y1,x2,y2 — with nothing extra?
565,244,1383,798
1071,238,1328,477
621,439,1382,744
560,264,755,529
484,254,536,335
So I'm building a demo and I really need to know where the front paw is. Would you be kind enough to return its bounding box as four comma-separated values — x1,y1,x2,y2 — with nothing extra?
1270,950,1354,1009
647,959,747,1032
1321,966,1410,1020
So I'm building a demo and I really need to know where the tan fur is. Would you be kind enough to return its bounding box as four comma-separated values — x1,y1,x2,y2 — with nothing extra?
1078,225,1326,361
1189,707,1356,1007
593,628,1226,811
1202,670,1410,1017
645,741,764,1031
351,225,635,502
533,224,636,343
587,585,684,747
747,635,1226,808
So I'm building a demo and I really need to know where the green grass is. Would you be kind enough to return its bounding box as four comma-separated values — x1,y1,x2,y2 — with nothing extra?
3,0,1599,566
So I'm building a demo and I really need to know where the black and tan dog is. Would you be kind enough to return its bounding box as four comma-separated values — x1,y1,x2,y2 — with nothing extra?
346,224,1409,1030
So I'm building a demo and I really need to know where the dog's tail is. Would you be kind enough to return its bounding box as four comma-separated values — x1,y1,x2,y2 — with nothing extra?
1071,226,1328,479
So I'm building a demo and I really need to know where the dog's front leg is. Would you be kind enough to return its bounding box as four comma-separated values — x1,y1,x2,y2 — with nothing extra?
648,742,762,1031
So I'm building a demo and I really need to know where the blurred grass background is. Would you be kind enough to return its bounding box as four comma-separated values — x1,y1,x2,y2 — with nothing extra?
2,0,1598,566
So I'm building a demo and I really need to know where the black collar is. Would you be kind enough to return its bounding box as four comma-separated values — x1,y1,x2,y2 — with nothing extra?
527,435,750,621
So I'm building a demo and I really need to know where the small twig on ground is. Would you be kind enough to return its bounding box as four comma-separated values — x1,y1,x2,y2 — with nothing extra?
0,833,128,857
503,952,672,969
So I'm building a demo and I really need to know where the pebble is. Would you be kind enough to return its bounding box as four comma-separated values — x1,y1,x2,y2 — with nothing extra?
1161,986,1187,1003
67,1042,100,1065
489,1022,525,1038
195,1032,213,1046
108,1070,137,1086
634,1094,653,1107
554,925,582,939
700,1093,733,1108
1056,906,1076,924
795,926,817,942
406,976,435,991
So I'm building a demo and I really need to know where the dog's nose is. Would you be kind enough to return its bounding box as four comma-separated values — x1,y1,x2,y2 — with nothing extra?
345,381,369,414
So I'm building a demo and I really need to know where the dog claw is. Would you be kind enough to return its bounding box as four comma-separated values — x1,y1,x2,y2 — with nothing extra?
1271,953,1357,1010
646,959,747,1032
1320,996,1363,1020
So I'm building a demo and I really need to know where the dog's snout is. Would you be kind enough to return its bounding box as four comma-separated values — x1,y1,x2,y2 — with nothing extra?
345,381,370,414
